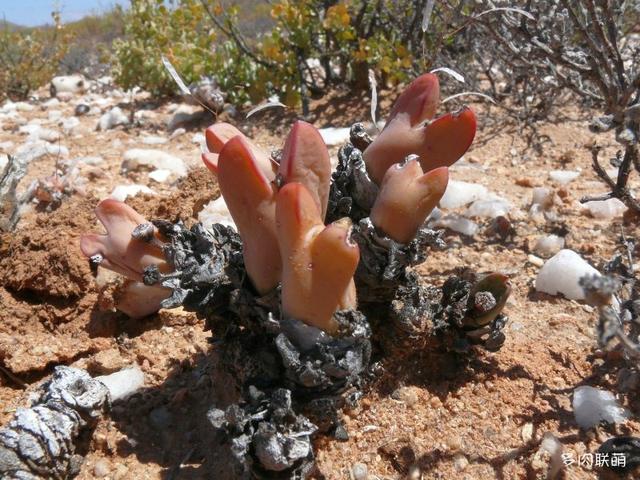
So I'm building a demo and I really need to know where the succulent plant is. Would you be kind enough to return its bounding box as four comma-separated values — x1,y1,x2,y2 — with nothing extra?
78,72,511,478
278,120,332,220
80,199,168,281
363,73,476,186
327,72,476,246
276,182,359,333
216,135,281,294
202,122,275,179
79,199,171,318
370,161,448,243
203,121,340,322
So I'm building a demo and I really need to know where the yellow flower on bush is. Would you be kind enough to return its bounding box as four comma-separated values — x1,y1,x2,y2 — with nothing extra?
271,3,284,19
354,38,370,62
324,4,350,28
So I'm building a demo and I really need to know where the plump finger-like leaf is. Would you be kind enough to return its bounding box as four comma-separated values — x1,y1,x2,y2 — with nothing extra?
364,74,441,185
80,199,167,281
276,183,359,333
417,107,476,172
371,163,448,244
465,272,512,327
218,135,281,294
114,280,171,319
364,106,475,184
279,120,331,219
385,73,440,127
205,122,243,153
275,182,323,254
310,217,360,314
201,152,219,174
203,122,275,179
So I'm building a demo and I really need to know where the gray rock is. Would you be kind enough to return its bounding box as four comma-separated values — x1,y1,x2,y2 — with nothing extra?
0,367,109,479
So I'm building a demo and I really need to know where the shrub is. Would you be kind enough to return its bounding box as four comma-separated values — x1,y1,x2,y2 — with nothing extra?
462,0,640,212
111,0,216,97
0,12,72,101
204,0,471,112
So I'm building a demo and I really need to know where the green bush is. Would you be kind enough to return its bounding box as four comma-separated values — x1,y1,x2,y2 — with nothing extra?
112,0,216,97
0,12,72,101
110,0,472,109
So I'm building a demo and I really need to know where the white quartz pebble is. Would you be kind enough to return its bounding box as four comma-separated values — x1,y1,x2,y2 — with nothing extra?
535,249,599,300
122,149,187,177
110,184,156,202
439,180,488,209
434,215,479,236
533,235,565,258
583,198,627,219
96,365,144,402
549,170,580,185
573,386,629,429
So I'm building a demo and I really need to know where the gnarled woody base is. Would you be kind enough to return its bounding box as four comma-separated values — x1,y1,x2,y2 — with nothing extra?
140,202,508,477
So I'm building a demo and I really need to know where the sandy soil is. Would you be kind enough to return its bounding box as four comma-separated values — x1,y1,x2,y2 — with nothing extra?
0,84,639,480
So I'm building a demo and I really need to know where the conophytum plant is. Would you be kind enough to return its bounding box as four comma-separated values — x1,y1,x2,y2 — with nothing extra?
80,71,509,337
79,72,511,477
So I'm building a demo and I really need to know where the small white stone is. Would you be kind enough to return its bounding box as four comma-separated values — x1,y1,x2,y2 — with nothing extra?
191,132,205,145
535,249,600,300
122,149,187,177
14,102,34,112
48,110,63,122
19,124,60,142
197,196,236,229
42,98,60,109
466,197,511,218
61,117,81,133
96,365,145,402
531,433,563,479
0,140,14,152
51,75,87,96
110,184,156,202
573,386,629,429
533,235,565,258
76,156,104,166
582,198,627,219
170,127,187,139
167,104,201,131
97,106,129,131
521,423,534,442
319,127,351,146
148,169,172,183
453,454,468,471
527,254,544,267
142,135,168,145
93,459,110,478
351,462,368,480
434,215,478,236
440,180,488,209
549,170,580,185
531,187,554,209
